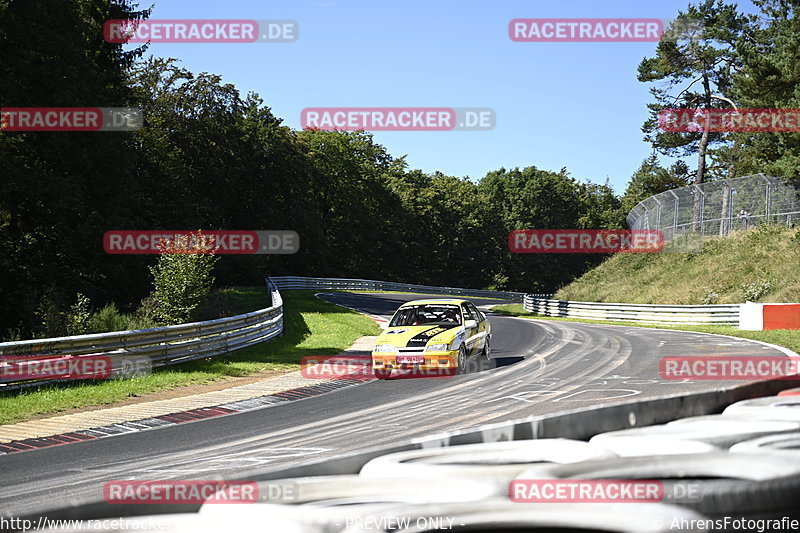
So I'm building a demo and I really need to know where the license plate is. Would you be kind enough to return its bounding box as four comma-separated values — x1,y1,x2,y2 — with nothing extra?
397,355,424,364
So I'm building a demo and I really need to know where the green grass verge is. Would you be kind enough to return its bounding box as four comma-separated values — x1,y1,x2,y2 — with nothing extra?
492,304,800,354
0,289,380,425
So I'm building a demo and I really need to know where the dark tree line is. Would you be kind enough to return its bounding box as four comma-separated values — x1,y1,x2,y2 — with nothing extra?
1,0,796,339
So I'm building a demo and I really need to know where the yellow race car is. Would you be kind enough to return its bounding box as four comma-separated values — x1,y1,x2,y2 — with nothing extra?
371,298,492,379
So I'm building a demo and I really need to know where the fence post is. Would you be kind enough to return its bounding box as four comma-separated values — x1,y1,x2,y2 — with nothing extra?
720,181,733,237
653,196,662,233
692,185,705,236
668,190,679,239
762,175,772,224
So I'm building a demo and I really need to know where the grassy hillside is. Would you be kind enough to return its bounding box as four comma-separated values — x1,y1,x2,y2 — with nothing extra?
555,225,800,304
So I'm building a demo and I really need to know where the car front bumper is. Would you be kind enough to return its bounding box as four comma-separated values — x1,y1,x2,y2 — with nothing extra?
371,350,457,371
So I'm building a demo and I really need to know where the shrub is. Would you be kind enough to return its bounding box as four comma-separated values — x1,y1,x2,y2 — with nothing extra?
34,293,65,338
64,293,91,335
87,303,130,333
740,280,773,301
35,292,91,337
147,233,219,325
702,291,720,304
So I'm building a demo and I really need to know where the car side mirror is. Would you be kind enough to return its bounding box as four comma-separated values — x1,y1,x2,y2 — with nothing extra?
464,319,478,329
379,321,389,330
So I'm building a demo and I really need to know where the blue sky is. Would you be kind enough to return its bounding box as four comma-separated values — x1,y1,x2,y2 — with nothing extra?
134,0,755,194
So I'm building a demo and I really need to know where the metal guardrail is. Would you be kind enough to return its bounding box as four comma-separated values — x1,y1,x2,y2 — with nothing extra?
270,276,546,301
0,279,284,391
523,295,740,325
627,174,800,242
0,275,742,391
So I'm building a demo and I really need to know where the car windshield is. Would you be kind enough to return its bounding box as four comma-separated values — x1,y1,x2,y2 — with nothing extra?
390,304,462,327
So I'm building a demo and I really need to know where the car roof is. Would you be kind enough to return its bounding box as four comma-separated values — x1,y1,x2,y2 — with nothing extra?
398,298,469,307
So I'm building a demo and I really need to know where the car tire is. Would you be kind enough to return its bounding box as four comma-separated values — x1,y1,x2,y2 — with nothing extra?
481,336,491,359
456,345,468,375
374,369,392,380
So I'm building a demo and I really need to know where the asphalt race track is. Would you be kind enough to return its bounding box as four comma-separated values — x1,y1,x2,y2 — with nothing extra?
0,292,793,518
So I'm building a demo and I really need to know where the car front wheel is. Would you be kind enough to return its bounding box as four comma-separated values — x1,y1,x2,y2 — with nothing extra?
374,368,392,380
456,346,468,375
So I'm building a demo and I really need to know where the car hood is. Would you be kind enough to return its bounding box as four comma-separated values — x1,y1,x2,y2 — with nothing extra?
377,325,461,348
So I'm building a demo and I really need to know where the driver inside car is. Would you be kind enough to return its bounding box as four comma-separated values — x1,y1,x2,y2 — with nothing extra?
442,309,461,325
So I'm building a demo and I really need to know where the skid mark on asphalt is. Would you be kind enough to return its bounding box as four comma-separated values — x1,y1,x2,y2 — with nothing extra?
551,389,641,402
87,448,332,477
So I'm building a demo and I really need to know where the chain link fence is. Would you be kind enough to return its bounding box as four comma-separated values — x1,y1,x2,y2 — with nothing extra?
627,174,800,241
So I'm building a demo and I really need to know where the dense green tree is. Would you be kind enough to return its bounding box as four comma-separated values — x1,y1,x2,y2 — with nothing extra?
638,0,748,184
727,0,800,187
478,167,616,293
0,0,148,336
297,129,407,279
385,170,500,288
126,58,321,285
621,155,691,213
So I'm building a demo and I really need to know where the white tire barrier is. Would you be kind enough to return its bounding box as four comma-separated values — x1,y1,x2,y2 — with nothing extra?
515,453,800,521
590,415,799,450
358,439,615,486
198,475,498,533
204,475,498,506
587,434,719,457
730,432,800,458
722,396,800,422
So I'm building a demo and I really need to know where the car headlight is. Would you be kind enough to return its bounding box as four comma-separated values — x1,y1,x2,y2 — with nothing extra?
374,344,398,354
425,343,450,352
